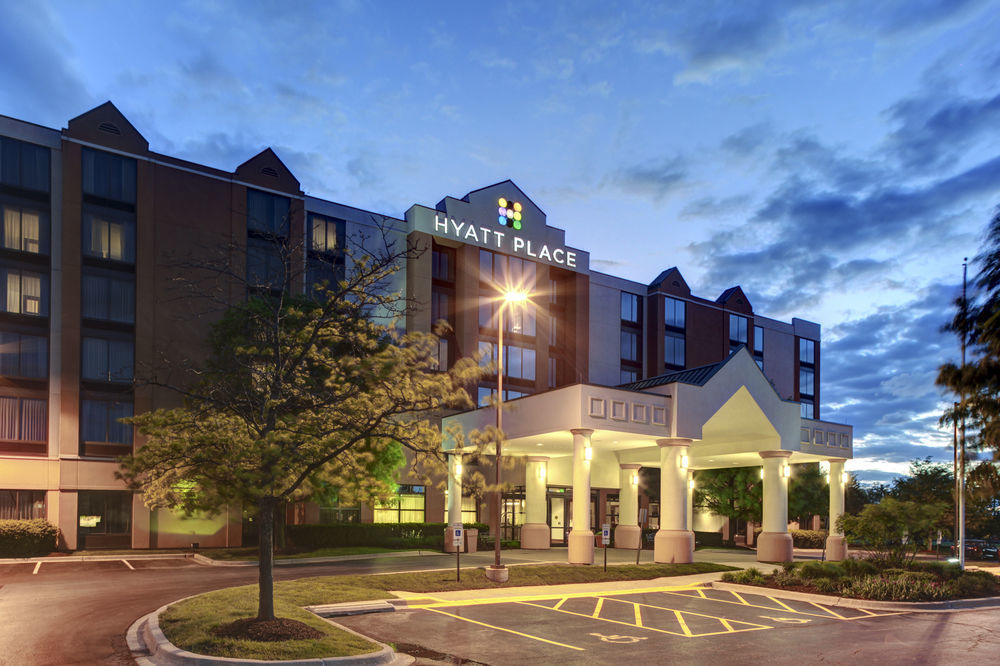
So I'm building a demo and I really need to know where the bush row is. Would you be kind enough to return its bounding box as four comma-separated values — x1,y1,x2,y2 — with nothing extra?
0,519,60,557
753,528,828,548
286,522,488,551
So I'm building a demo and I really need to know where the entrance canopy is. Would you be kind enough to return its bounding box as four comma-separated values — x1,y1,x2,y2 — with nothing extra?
443,347,852,487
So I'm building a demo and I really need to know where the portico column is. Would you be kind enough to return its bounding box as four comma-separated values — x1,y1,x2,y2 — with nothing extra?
654,438,694,563
758,451,793,562
444,453,464,553
522,456,550,549
615,464,642,549
568,428,594,564
826,458,848,561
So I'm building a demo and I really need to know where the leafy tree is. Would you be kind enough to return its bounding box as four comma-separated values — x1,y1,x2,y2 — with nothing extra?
693,467,761,544
966,461,1000,537
788,463,828,528
118,241,483,623
889,458,954,547
838,498,949,568
938,206,1000,455
845,476,888,515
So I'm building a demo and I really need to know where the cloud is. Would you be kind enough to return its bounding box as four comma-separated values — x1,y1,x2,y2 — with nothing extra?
611,157,688,201
849,0,988,36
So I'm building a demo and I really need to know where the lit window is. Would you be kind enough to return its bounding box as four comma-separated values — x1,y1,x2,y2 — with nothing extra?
83,213,135,262
309,215,343,254
373,485,425,523
2,205,46,254
0,489,46,520
2,269,47,316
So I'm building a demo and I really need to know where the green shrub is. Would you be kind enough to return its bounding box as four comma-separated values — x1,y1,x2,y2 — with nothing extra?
721,567,765,584
947,570,1000,598
0,519,60,557
798,561,845,580
790,530,827,548
813,578,841,594
839,557,878,578
286,522,488,551
772,569,803,587
841,574,948,602
898,571,936,584
910,561,962,581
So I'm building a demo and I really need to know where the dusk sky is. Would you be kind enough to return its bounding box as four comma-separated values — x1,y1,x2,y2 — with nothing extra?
3,0,999,483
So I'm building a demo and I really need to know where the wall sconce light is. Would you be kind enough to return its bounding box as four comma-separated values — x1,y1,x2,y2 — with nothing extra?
680,454,689,469
454,462,463,476
538,466,546,480
760,468,765,480
825,473,830,484
782,464,791,479
688,479,695,490
841,471,849,484
631,473,639,486
584,445,593,461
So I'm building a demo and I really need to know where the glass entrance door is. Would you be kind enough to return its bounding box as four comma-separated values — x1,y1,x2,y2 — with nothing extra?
548,496,565,544
78,491,132,549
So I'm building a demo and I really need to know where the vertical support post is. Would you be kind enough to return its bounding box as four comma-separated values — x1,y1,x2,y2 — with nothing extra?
521,456,551,549
654,438,694,564
826,458,847,560
614,464,642,549
445,453,464,553
568,428,595,564
758,451,793,562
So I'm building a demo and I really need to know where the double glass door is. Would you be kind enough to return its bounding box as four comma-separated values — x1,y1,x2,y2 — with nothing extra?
78,491,132,549
547,490,597,545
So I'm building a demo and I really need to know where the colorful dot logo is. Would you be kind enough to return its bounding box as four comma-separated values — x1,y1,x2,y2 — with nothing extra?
497,197,523,231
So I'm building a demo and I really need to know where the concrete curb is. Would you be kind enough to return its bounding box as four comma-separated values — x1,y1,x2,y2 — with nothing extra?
1,553,195,564
126,597,413,666
192,550,433,568
710,581,1000,613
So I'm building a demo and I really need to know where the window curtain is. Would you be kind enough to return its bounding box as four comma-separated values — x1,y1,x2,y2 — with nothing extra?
20,399,45,441
0,397,17,439
3,207,18,250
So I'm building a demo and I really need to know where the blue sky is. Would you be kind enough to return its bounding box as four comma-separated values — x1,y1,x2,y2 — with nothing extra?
3,0,999,482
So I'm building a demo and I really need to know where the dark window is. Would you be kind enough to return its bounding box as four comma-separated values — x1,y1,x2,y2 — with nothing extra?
82,148,136,204
247,189,290,238
800,400,814,419
621,292,640,323
0,137,50,193
0,331,47,378
83,211,135,263
0,489,46,520
2,203,48,254
77,490,132,539
82,273,134,323
753,325,764,369
665,297,685,329
729,314,748,346
620,330,638,362
800,338,816,365
0,396,46,442
549,356,558,388
800,367,815,395
247,237,287,291
81,399,133,445
1,268,47,316
81,337,133,383
620,369,638,384
431,291,449,325
665,331,685,367
432,245,454,282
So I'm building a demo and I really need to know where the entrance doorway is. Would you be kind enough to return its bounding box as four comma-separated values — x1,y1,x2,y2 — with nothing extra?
548,495,566,544
78,491,132,549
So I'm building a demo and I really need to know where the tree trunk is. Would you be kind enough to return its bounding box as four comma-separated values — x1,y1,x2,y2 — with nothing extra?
257,497,276,621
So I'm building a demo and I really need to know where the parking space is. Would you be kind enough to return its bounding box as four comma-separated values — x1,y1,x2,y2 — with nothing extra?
338,584,906,663
0,556,204,580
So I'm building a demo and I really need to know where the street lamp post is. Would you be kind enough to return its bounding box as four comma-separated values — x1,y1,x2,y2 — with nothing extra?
486,290,526,583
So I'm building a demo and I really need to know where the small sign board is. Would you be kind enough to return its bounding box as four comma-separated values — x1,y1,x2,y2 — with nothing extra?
452,524,463,547
602,523,610,539
79,515,101,528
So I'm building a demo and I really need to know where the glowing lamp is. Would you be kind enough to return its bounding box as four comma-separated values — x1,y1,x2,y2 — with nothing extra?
841,471,849,484
538,466,546,480
782,464,791,478
454,462,463,476
679,454,689,469
513,202,522,212
584,445,593,461
760,468,765,480
631,473,639,486
689,479,695,490
498,197,507,208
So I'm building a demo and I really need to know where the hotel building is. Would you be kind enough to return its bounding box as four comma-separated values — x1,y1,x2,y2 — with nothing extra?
0,103,852,562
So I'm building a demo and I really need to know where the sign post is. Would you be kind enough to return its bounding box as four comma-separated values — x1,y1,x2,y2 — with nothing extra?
451,523,463,581
602,523,610,572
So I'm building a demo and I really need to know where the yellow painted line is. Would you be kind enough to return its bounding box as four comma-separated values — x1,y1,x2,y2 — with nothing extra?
767,596,798,613
404,584,708,610
634,602,642,627
627,598,772,630
719,618,734,632
425,608,584,651
808,601,847,619
592,597,605,618
32,562,41,575
518,601,687,637
121,559,135,570
730,591,751,605
674,610,694,637
695,588,707,599
662,589,903,621
553,597,568,610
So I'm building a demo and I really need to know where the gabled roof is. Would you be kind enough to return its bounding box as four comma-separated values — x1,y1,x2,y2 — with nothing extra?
235,147,301,194
620,360,724,390
648,266,690,296
458,179,546,218
65,101,149,152
716,285,752,312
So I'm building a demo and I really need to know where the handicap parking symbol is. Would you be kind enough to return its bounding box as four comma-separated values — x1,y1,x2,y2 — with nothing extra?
589,633,649,644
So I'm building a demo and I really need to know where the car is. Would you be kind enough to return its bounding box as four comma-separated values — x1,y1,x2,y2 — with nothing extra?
964,539,987,560
983,542,998,560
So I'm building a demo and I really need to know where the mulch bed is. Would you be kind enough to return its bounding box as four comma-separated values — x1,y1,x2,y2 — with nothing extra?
211,617,324,642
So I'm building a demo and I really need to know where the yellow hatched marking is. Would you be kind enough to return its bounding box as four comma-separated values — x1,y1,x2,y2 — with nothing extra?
634,602,643,627
592,597,605,618
517,600,771,639
425,608,583,651
661,589,903,621
673,610,694,637
768,596,798,613
808,601,848,619
695,588,708,599
553,597,569,611
730,591,751,605
719,618,734,632
404,584,706,610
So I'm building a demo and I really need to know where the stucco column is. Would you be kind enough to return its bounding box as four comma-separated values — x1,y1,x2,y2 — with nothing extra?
522,456,550,549
758,451,793,562
615,464,642,549
444,453,464,552
568,428,595,564
826,458,848,561
654,438,695,563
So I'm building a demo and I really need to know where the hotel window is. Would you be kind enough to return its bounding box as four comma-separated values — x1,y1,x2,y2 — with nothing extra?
431,291,450,326
83,212,135,263
799,338,816,365
81,337,133,383
478,297,535,336
307,214,345,289
799,338,816,418
1,268,47,316
82,273,135,324
620,330,638,362
0,489,46,520
621,292,640,323
373,484,425,523
481,341,535,381
310,214,342,254
442,493,479,523
83,148,136,204
479,249,536,291
248,189,290,238
81,399,133,446
0,331,47,378
665,331,685,367
620,369,638,384
247,238,287,291
0,396,47,443
549,356,558,388
433,337,449,371
729,314,748,353
0,137,50,193
432,245,455,282
664,297,685,329
2,204,47,254
800,400,814,419
477,386,531,406
753,325,764,370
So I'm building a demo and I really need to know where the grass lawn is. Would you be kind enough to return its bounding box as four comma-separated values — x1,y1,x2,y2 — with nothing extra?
161,561,735,660
201,546,418,561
